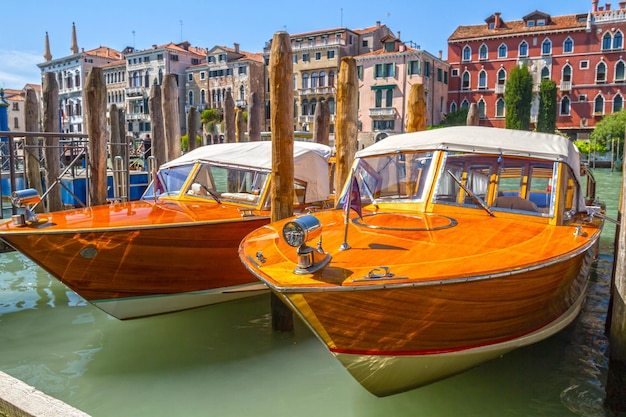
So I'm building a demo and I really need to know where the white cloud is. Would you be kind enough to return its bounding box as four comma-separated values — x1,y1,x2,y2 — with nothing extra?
0,50,42,89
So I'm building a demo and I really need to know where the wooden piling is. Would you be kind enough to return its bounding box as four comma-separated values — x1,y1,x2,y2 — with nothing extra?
24,88,43,212
406,84,427,133
42,72,63,212
605,147,626,412
109,104,122,160
467,103,479,126
248,92,262,141
313,97,330,146
83,67,108,206
334,56,359,197
224,91,235,143
162,74,181,162
235,107,245,142
269,31,295,332
187,106,199,151
149,83,165,167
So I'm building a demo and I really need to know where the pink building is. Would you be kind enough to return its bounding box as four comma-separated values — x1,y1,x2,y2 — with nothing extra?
448,1,626,139
356,38,449,148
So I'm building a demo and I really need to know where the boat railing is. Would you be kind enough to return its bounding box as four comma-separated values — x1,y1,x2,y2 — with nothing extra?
0,131,141,218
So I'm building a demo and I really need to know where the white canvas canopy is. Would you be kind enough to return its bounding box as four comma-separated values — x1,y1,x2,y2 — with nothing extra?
161,141,332,203
355,126,586,209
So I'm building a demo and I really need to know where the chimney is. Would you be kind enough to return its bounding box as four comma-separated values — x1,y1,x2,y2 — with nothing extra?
620,1,626,8
376,21,381,28
234,42,240,53
494,12,501,29
593,0,599,11
606,2,612,10
439,50,443,59
397,31,401,40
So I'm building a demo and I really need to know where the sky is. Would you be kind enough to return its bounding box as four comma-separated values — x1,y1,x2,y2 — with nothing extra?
1,0,596,89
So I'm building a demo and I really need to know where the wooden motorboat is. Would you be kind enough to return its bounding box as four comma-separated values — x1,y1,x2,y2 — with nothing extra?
238,126,604,396
0,141,332,319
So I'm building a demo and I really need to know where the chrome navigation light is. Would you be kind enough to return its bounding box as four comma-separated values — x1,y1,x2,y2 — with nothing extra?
11,189,42,226
282,215,331,274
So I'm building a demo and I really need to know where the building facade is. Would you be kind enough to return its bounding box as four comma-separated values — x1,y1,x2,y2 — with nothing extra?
356,39,449,147
262,22,396,136
447,0,626,139
38,24,121,134
2,84,42,131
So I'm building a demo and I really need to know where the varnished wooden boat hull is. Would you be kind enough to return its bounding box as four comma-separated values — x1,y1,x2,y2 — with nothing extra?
0,202,270,319
239,209,602,396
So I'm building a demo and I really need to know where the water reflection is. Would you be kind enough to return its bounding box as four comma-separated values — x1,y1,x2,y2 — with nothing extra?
0,168,621,417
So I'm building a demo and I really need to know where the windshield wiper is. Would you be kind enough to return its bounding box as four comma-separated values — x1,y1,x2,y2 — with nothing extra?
446,170,494,217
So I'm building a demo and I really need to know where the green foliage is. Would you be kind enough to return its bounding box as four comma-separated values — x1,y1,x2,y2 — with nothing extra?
439,108,469,127
201,109,222,133
180,134,202,153
537,79,557,133
590,110,626,153
504,65,533,130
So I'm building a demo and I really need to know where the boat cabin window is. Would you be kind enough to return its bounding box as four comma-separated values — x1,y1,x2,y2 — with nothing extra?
141,164,195,199
433,153,556,216
350,152,434,204
190,165,269,206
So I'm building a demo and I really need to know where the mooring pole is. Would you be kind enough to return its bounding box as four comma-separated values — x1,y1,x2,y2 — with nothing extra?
269,31,295,332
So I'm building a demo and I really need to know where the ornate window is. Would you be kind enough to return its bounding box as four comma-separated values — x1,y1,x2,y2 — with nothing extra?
519,41,528,57
603,32,612,50
479,44,488,60
560,96,570,115
462,71,470,90
462,45,471,61
498,44,507,58
594,95,605,114
478,70,487,89
614,94,623,112
541,38,552,55
496,98,505,117
563,37,574,53
596,62,607,83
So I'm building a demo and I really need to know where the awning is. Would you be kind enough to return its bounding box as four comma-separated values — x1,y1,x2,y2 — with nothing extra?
371,84,395,90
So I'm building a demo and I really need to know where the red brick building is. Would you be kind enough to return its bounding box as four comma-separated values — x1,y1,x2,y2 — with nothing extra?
447,0,626,139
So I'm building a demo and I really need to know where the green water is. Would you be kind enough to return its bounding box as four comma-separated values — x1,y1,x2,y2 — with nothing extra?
0,168,622,417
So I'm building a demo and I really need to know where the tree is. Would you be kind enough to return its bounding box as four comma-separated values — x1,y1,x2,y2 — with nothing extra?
201,109,221,143
504,64,533,130
537,79,557,133
586,109,626,154
439,108,469,127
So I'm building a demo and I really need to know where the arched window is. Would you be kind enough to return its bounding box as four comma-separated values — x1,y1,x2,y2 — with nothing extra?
596,62,607,82
133,71,140,87
479,44,488,60
497,68,506,85
188,91,194,105
301,99,309,116
460,99,470,110
614,94,623,112
498,44,507,58
594,95,604,114
302,73,309,89
519,41,528,57
615,30,624,49
478,70,487,89
496,98,505,117
541,66,550,79
319,71,326,87
462,45,471,61
616,61,625,81
310,98,317,115
563,37,574,53
144,72,149,88
478,99,486,118
201,90,206,104
450,101,457,113
462,71,470,89
311,72,318,88
560,96,571,115
239,85,245,101
603,32,613,50
562,64,572,82
541,38,552,55
328,71,335,87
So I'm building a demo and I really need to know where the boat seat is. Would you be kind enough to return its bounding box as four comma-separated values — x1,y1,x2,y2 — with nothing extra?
492,196,540,213
221,192,258,203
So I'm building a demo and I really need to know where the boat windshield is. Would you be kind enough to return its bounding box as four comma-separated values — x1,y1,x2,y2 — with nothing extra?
433,152,557,216
141,164,195,199
187,163,270,206
345,152,434,204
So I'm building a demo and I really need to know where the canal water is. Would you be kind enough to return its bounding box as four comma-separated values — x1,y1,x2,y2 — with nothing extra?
0,168,622,417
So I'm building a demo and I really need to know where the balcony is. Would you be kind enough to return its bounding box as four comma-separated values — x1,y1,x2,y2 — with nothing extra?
298,115,314,124
125,86,145,97
369,107,396,119
298,87,335,96
560,81,572,91
125,113,150,122
495,84,506,95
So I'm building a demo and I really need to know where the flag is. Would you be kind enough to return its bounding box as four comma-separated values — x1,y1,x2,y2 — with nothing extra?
343,175,362,218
